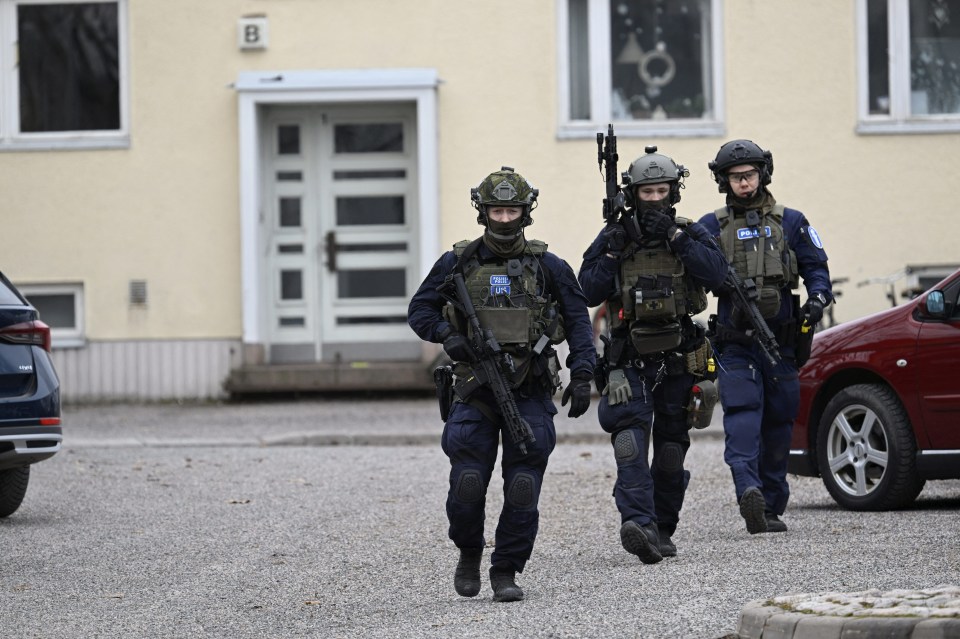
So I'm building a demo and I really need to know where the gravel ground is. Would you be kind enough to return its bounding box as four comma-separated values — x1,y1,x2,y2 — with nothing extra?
1,399,958,638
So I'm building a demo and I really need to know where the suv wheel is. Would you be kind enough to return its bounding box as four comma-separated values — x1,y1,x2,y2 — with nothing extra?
0,466,30,518
816,383,924,511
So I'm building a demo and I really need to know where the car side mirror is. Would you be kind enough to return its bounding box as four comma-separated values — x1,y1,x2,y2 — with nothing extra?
922,290,947,318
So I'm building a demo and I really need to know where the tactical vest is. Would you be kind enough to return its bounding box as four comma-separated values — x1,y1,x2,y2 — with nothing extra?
715,204,799,318
443,238,564,388
606,217,708,354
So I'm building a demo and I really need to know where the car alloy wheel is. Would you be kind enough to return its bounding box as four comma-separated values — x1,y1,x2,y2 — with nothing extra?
816,383,924,511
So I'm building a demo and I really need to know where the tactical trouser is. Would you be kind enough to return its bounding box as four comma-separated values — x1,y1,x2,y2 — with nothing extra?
649,372,693,537
715,342,799,516
598,365,657,527
441,397,557,574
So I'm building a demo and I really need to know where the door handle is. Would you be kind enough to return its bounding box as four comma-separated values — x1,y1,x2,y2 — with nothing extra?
325,230,338,273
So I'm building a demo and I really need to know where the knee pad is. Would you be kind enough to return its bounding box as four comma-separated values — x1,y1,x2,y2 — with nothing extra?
454,469,484,503
613,429,640,463
654,441,686,473
505,472,538,510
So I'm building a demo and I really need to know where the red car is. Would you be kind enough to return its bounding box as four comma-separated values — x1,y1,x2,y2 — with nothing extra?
788,268,960,510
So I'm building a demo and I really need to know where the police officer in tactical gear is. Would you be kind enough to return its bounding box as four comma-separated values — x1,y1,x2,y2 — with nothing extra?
408,167,595,602
579,147,727,563
698,139,832,535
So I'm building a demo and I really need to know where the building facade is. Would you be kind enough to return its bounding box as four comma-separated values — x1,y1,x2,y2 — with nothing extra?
2,0,958,401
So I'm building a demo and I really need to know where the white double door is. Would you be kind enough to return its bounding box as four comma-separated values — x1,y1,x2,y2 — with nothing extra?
260,103,420,363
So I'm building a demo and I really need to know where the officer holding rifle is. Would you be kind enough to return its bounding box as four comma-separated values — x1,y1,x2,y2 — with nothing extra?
407,167,595,602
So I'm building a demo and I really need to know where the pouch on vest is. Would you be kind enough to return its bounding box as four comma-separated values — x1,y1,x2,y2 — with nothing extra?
758,286,783,319
629,321,682,354
474,307,530,344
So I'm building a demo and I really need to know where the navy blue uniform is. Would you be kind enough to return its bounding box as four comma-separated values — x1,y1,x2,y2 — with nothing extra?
698,205,831,515
579,221,726,534
408,241,595,573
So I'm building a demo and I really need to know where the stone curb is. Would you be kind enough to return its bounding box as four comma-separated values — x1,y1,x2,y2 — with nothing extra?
738,586,960,639
64,429,725,449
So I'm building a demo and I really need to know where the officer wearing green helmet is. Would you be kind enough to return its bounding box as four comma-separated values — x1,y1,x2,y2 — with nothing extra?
408,167,596,602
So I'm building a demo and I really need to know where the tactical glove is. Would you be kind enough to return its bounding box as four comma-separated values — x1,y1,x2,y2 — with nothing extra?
602,368,633,406
603,224,628,257
640,210,678,242
561,372,593,418
442,332,475,362
802,297,825,325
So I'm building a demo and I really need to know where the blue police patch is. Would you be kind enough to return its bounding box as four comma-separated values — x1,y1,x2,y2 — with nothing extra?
736,226,772,240
490,274,511,296
808,227,824,249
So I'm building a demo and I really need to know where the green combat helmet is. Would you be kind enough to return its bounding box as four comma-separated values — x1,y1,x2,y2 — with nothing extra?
471,166,539,228
622,145,689,206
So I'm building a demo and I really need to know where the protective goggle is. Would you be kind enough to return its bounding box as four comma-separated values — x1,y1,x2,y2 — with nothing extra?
728,169,760,183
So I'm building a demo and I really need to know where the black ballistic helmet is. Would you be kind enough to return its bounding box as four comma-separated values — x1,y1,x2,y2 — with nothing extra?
709,139,774,193
622,145,689,206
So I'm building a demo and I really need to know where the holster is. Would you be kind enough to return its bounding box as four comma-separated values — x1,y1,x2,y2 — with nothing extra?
793,294,814,367
433,365,454,422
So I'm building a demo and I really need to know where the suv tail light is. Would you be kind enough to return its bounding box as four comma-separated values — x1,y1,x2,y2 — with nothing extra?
0,320,52,352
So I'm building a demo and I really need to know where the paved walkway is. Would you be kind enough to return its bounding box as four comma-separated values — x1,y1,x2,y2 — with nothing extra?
60,397,960,638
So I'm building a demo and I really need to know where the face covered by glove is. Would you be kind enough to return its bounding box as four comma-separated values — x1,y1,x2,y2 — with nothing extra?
802,296,825,326
639,209,678,242
602,368,633,406
561,371,593,418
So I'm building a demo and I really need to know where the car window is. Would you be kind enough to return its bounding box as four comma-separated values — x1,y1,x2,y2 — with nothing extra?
0,279,24,305
941,276,960,319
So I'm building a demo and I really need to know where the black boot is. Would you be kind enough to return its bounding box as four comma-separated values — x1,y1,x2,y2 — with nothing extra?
454,548,483,597
765,513,788,533
739,487,768,535
489,562,524,602
620,521,663,564
658,527,677,558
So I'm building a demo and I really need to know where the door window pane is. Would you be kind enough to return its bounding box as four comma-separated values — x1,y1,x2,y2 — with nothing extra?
17,2,120,132
336,196,405,225
910,0,960,115
279,197,302,227
277,124,300,155
609,0,712,121
337,269,405,298
280,270,302,300
334,123,403,153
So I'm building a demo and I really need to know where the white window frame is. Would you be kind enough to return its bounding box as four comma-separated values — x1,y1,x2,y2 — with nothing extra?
17,282,85,348
0,0,129,151
857,0,960,134
556,0,725,139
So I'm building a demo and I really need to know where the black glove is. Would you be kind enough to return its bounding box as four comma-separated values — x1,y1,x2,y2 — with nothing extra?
602,224,627,257
441,331,475,362
561,372,593,418
640,210,677,241
802,297,825,325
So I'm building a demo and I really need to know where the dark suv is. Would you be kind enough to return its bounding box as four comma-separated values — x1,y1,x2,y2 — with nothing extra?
789,268,960,510
0,271,61,517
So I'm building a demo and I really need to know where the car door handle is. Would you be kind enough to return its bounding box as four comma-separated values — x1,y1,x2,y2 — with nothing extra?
325,230,338,273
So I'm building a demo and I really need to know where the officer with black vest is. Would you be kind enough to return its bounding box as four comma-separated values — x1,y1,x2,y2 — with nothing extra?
408,168,595,602
579,147,727,563
697,139,832,535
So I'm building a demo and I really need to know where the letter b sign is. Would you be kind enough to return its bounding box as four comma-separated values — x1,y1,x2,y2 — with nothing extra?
237,17,269,50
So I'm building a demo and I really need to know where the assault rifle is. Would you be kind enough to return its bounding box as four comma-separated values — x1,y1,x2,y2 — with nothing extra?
597,124,627,224
446,272,537,455
721,264,782,367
